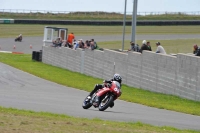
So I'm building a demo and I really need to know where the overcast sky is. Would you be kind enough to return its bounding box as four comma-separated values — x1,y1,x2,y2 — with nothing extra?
0,0,200,13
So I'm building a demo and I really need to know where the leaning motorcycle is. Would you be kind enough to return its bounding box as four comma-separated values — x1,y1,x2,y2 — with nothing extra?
82,81,121,111
15,36,22,42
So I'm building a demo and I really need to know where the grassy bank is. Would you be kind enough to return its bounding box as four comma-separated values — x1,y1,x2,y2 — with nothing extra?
1,107,199,133
0,53,200,116
1,12,200,20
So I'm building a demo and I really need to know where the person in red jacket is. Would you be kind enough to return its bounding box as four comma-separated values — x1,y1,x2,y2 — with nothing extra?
67,32,75,45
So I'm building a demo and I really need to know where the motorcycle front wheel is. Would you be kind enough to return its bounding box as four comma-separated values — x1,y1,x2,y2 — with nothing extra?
98,94,114,111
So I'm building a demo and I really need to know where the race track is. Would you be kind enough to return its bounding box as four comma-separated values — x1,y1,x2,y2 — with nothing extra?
0,34,200,130
0,62,200,130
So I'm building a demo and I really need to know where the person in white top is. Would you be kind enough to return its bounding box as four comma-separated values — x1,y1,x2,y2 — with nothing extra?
155,42,166,54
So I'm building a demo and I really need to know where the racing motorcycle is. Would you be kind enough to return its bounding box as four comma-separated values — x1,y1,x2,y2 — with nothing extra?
82,81,121,111
15,36,22,42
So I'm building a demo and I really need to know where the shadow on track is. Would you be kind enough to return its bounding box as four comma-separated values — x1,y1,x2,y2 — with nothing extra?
87,108,133,115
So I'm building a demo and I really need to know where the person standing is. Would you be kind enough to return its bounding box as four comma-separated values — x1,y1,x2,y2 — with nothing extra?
155,42,166,54
67,32,75,45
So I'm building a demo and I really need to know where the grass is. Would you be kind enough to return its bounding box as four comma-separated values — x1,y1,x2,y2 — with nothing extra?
0,107,199,133
1,12,200,20
0,53,200,116
98,39,200,54
1,24,200,38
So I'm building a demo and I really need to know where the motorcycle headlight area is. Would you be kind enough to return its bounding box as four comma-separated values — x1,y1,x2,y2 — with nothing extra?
114,88,120,93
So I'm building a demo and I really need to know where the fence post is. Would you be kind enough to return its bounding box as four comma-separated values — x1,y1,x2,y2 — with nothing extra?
80,51,85,74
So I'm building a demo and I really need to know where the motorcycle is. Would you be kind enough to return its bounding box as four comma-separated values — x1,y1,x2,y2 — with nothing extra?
15,36,22,42
82,81,121,111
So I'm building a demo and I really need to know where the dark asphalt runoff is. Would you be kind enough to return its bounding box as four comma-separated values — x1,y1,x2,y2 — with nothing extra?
0,62,200,130
0,34,200,54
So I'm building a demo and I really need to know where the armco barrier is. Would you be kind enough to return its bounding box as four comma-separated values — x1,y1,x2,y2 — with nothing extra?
13,19,200,26
42,46,200,101
0,19,14,24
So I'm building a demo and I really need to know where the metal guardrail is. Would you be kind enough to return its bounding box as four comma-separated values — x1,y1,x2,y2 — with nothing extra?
13,19,200,25
0,9,200,16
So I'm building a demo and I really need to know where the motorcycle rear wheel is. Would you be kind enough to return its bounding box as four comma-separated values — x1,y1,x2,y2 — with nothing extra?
98,94,114,111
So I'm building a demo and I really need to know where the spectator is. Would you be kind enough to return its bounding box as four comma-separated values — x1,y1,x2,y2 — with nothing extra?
155,42,166,54
128,41,140,52
90,41,95,50
91,39,99,50
139,40,149,53
85,40,90,48
52,37,62,47
193,44,198,54
193,44,200,56
80,39,85,48
73,40,82,50
147,41,152,51
67,32,75,46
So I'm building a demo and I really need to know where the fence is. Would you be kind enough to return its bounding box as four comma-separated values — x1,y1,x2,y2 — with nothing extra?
42,46,200,101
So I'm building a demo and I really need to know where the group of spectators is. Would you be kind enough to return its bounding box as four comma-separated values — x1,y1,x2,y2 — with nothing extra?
128,40,166,54
71,38,99,50
52,33,200,57
128,40,200,57
52,32,100,50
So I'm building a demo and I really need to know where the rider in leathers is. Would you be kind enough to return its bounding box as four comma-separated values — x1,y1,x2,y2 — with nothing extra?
88,73,122,108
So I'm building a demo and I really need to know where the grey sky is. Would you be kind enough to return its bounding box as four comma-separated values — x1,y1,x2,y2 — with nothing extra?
0,0,200,13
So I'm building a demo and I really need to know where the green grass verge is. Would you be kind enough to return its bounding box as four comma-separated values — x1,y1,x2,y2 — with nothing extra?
0,53,200,116
1,106,198,133
1,24,200,38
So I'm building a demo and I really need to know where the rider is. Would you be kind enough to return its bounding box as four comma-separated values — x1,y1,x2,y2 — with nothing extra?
87,73,122,108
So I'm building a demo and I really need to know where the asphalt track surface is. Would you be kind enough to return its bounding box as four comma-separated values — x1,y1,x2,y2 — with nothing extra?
0,34,200,130
0,34,200,54
0,62,200,130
